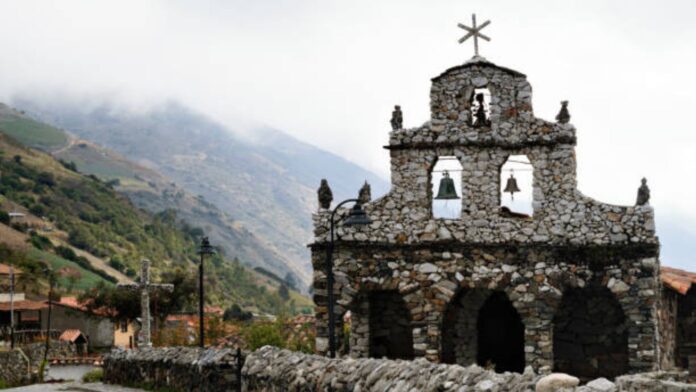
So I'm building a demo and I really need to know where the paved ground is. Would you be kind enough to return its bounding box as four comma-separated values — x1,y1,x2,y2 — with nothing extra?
5,383,145,392
4,365,146,392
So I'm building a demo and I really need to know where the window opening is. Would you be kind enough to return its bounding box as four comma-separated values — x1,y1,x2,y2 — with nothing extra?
432,156,462,219
471,88,491,127
500,155,533,217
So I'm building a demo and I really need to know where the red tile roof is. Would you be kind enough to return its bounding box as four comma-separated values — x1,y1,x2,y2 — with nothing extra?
0,263,22,276
661,266,696,295
52,296,114,317
59,329,86,343
0,299,47,311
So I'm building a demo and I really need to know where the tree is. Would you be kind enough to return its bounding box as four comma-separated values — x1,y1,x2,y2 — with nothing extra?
0,210,9,225
284,272,297,290
223,304,253,321
278,284,290,301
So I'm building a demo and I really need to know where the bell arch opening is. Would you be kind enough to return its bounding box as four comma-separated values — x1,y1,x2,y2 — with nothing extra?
477,291,526,373
368,291,414,360
553,286,629,381
431,156,463,219
500,154,533,217
470,88,492,128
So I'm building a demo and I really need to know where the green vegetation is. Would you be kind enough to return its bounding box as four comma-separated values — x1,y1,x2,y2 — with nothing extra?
242,318,314,354
0,110,67,150
0,133,306,314
82,368,104,383
27,248,109,291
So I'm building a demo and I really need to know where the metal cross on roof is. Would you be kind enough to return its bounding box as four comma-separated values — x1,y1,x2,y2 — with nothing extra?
458,14,491,57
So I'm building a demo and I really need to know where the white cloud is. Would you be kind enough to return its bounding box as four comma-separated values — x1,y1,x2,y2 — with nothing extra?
0,0,694,268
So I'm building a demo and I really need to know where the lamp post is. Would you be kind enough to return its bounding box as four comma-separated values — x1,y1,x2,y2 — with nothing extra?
43,267,54,364
325,199,371,358
9,266,15,349
197,237,214,348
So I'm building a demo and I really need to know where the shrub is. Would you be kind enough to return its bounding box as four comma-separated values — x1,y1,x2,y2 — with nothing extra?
243,321,286,351
82,368,103,383
29,233,52,250
0,210,9,225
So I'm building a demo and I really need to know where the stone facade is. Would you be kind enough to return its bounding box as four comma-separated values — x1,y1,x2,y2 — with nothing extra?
311,57,661,379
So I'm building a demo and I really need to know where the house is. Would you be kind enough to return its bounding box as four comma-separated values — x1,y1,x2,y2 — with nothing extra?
0,293,47,336
113,318,138,349
661,266,696,374
40,296,114,349
59,329,88,355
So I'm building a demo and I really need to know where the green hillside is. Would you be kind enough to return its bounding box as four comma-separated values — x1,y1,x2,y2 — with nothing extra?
0,131,311,314
0,105,68,150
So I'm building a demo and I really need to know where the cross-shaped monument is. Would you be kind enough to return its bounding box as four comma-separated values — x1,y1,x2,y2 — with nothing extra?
458,14,491,57
117,259,174,347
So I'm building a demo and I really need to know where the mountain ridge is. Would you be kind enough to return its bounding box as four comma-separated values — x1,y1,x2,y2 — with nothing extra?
11,98,390,286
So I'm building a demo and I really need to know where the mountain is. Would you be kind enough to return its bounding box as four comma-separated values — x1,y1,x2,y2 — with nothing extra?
0,126,311,314
0,103,307,288
11,98,390,286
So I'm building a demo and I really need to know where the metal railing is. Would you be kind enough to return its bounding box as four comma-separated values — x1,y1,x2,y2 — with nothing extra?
0,328,62,345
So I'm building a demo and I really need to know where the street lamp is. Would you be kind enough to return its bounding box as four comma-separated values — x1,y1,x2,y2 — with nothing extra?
9,266,15,349
43,267,55,364
325,199,371,358
197,236,214,348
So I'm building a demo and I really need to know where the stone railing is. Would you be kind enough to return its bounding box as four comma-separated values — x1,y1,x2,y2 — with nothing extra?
103,347,243,392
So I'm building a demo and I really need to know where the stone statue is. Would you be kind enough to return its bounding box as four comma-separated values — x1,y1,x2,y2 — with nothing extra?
358,181,371,204
556,100,570,124
472,93,490,127
318,179,333,209
636,178,650,206
390,105,403,130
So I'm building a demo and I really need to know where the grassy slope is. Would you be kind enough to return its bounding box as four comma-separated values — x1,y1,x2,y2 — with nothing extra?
0,104,67,150
0,108,312,315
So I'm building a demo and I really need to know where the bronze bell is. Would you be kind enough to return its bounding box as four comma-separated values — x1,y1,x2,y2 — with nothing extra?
435,171,460,200
503,173,521,200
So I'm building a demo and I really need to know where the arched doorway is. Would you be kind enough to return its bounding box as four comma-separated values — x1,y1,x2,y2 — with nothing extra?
368,291,414,359
441,289,525,372
476,291,526,373
553,286,628,380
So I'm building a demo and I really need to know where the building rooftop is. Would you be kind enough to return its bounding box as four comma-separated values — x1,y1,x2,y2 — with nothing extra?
661,266,696,295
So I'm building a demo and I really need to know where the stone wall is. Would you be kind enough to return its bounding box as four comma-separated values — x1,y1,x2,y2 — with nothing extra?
103,347,243,392
0,341,75,387
21,341,76,366
0,349,30,386
678,288,696,371
243,346,696,392
658,288,679,369
312,243,659,378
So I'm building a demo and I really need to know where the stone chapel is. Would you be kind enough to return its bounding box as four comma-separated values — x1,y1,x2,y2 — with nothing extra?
311,55,694,380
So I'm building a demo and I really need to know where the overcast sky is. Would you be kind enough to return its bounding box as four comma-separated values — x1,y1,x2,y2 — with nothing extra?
0,0,694,269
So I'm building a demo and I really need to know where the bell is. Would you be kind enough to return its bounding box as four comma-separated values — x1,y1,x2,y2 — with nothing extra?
503,173,521,200
435,171,460,200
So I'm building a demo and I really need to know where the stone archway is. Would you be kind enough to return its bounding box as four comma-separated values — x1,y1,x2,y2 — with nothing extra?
367,291,414,360
553,286,628,380
476,291,526,373
441,289,525,372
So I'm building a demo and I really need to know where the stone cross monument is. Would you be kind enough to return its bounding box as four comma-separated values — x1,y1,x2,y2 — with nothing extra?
117,259,174,347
